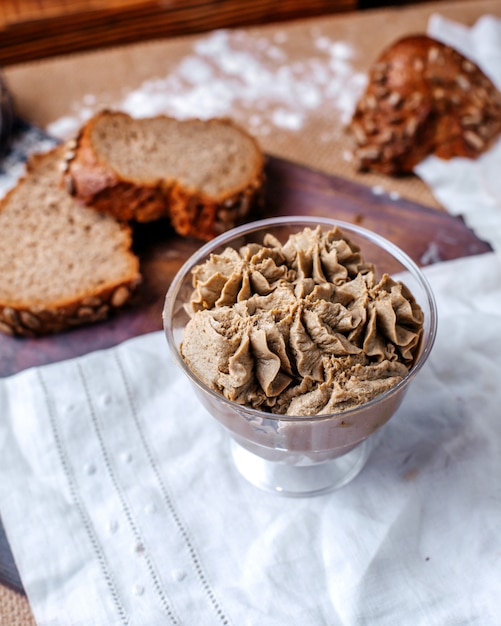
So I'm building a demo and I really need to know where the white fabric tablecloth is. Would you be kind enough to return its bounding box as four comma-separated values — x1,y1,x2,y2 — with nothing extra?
1,250,501,626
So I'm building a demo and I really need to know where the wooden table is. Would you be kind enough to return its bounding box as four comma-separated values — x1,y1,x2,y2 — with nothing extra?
0,0,444,66
0,0,356,66
1,1,500,623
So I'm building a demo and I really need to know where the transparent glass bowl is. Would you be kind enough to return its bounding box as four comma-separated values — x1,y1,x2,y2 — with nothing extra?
163,216,437,496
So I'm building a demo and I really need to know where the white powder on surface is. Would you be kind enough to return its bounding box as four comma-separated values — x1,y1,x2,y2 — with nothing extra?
46,27,366,141
0,128,58,195
419,241,443,265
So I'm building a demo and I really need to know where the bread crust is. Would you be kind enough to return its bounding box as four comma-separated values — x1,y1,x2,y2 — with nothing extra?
64,111,266,240
348,35,501,175
0,146,142,337
0,278,140,337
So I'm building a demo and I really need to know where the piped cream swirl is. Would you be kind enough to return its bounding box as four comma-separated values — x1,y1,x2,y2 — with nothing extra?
181,226,424,415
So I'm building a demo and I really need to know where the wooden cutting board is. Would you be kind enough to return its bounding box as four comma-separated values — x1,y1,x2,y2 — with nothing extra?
0,154,492,593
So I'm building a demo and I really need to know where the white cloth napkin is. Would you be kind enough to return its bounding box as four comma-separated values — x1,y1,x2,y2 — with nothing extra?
415,14,501,252
1,250,501,626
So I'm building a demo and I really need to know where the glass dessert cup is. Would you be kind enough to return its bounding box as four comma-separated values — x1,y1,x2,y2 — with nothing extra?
163,216,437,497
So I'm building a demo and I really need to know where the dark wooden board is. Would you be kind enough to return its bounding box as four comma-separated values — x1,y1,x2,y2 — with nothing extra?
0,154,492,594
0,154,491,379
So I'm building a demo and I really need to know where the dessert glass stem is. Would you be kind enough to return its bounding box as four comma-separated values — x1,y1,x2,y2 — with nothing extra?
229,435,377,497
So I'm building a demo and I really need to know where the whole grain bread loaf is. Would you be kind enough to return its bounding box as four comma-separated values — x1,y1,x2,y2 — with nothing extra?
0,145,141,337
348,34,501,175
62,111,265,240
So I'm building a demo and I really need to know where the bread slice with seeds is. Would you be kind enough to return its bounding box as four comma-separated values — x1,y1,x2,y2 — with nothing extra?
62,110,265,240
0,145,141,337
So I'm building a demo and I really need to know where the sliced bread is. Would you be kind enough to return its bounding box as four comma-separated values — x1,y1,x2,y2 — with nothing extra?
0,145,141,337
62,111,265,241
